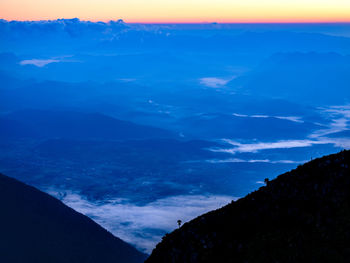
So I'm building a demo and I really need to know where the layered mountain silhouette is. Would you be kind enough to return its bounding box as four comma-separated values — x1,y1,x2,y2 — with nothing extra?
229,52,350,105
146,150,350,263
0,109,173,140
0,173,147,263
179,112,320,140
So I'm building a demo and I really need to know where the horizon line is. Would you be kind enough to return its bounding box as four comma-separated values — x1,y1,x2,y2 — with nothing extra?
2,18,350,24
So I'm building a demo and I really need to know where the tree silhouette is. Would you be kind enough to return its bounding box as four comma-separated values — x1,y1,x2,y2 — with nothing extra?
177,220,182,228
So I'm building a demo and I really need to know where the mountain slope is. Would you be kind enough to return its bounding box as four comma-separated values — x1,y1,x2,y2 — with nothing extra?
2,109,173,140
0,173,147,263
146,150,350,263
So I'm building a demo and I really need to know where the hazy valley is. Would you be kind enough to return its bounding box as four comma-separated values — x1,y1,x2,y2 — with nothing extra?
1,20,350,254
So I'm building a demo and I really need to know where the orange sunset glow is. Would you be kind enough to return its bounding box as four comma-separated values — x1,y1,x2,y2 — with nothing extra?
1,0,350,22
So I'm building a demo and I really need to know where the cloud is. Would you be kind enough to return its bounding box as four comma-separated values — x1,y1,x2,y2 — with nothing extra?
199,77,234,88
48,191,234,253
206,158,305,164
324,105,350,117
210,139,331,154
274,116,304,123
310,118,349,137
209,137,350,155
19,55,80,67
209,105,350,155
326,137,350,149
310,105,350,138
117,78,137,82
1,19,128,38
20,59,60,67
232,113,304,123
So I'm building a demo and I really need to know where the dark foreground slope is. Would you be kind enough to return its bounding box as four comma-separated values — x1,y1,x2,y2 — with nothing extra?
146,150,350,263
0,173,147,263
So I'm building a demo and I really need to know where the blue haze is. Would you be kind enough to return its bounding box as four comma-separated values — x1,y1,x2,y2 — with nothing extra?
0,19,350,252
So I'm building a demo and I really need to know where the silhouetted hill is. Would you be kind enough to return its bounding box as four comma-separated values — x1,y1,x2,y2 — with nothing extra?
2,109,174,140
146,150,350,263
0,173,147,263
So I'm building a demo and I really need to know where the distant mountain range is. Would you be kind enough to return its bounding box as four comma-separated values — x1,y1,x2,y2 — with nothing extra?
2,20,350,55
179,112,320,140
146,150,350,262
0,173,147,263
229,52,350,105
0,109,174,140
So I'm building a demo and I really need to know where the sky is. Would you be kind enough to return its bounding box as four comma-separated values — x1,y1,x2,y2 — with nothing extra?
1,0,350,23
